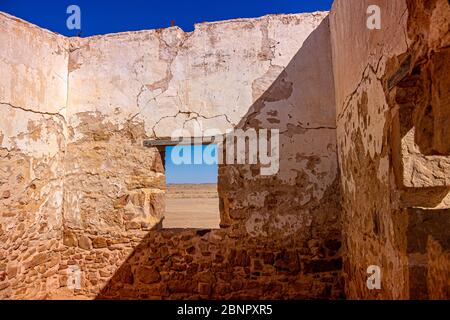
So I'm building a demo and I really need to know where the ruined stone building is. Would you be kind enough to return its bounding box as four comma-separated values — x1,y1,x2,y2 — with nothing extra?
0,0,449,299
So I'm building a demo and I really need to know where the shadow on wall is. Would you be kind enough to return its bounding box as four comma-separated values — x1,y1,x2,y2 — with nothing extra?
387,51,450,207
382,0,450,299
385,0,450,196
96,17,343,300
218,16,340,241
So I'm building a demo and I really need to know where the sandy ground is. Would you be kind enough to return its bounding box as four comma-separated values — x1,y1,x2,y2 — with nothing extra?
163,184,220,229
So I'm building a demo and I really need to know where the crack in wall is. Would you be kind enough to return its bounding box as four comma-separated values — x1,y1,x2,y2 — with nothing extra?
0,11,348,300
66,15,309,142
0,102,66,121
337,55,384,122
280,125,337,134
150,110,234,137
135,16,291,135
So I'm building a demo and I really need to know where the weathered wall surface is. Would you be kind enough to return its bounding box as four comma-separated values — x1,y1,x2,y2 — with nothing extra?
64,13,331,238
331,0,450,299
218,16,339,241
67,13,333,138
330,0,410,300
60,12,342,299
0,12,69,298
98,229,342,300
392,0,450,299
2,0,448,300
0,11,343,299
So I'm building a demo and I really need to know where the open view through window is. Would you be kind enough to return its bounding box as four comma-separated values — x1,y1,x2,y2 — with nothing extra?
163,144,220,229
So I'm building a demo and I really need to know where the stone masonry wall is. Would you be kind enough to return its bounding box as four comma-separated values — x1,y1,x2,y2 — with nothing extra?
97,229,342,300
394,0,450,299
1,0,448,300
1,11,343,299
62,12,342,300
331,0,450,299
330,0,411,300
0,13,69,298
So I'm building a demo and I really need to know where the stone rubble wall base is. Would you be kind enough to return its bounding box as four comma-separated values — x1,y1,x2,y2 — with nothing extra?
1,0,450,299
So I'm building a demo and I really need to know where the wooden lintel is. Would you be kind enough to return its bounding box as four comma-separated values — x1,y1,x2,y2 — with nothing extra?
143,136,220,147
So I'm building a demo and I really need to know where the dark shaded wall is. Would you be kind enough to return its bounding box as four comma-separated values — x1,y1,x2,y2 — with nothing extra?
331,0,450,299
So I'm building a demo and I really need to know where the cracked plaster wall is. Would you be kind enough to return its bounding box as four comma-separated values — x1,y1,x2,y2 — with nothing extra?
1,11,343,299
64,11,339,235
4,0,447,300
0,12,69,298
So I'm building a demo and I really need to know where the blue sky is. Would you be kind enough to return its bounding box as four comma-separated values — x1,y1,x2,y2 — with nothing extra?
165,145,218,184
0,0,333,36
1,0,333,184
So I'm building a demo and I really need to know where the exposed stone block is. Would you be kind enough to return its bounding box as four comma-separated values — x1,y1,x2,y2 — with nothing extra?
63,231,78,247
92,237,108,249
78,236,92,250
